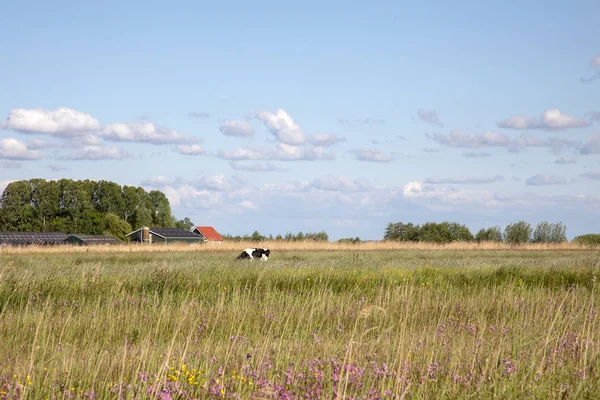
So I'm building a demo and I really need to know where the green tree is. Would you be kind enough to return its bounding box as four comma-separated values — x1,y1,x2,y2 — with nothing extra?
504,221,532,244
475,226,503,242
174,217,194,230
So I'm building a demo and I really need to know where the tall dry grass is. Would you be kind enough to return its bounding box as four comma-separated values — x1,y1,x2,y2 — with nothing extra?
0,240,597,255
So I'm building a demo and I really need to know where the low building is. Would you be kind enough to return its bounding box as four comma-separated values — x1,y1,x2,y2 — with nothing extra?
126,227,205,244
65,235,122,245
193,226,223,242
0,232,69,246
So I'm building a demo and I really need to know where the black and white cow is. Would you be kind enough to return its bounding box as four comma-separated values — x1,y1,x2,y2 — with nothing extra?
236,248,270,261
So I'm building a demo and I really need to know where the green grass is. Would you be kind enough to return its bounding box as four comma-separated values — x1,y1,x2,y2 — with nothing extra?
1,250,600,399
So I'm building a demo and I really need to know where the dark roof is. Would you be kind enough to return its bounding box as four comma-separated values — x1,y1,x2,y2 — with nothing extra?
194,226,223,241
0,232,69,245
149,227,203,238
66,235,122,244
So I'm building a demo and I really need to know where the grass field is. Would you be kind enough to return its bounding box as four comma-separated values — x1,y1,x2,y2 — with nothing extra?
1,245,600,399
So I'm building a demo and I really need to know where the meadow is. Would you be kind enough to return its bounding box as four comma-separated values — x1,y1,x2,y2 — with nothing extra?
1,243,600,399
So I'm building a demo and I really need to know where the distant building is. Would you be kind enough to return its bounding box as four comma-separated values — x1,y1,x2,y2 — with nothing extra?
193,226,223,242
0,232,68,246
65,235,122,245
126,227,205,244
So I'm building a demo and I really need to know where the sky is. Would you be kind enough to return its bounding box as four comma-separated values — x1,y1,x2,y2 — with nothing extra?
0,0,599,240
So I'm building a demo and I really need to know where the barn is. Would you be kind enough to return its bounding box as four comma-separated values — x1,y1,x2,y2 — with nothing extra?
192,226,223,242
126,227,205,244
65,235,122,245
0,232,69,246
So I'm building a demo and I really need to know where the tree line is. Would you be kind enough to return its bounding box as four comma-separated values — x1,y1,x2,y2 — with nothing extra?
0,179,192,240
384,221,570,243
223,231,329,242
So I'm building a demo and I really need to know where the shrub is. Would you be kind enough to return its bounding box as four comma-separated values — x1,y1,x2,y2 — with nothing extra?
573,234,600,245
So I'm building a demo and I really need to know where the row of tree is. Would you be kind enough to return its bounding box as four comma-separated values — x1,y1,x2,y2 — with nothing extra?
0,179,192,239
222,231,329,242
384,221,569,243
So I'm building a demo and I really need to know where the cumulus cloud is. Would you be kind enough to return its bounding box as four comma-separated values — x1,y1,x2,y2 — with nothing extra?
581,134,600,155
351,148,393,163
228,161,288,172
526,174,568,186
219,120,255,137
255,109,305,145
498,109,589,130
422,148,440,153
0,138,41,160
310,176,373,192
462,151,491,158
432,131,510,148
66,145,131,160
2,107,101,136
581,172,600,181
140,176,172,186
102,122,196,144
402,181,500,210
189,112,210,119
424,175,504,184
218,144,334,161
555,156,576,164
418,109,443,127
581,55,600,83
238,200,258,210
175,144,206,156
310,134,347,147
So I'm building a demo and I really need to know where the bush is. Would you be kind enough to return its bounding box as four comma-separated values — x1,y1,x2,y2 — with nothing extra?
504,221,532,244
573,234,600,245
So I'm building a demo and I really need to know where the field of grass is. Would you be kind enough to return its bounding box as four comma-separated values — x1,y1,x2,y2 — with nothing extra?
1,246,600,399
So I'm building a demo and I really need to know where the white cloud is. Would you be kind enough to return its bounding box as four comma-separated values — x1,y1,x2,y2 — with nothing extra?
176,144,206,156
581,172,600,181
402,181,500,210
0,138,41,160
218,144,334,161
140,176,172,186
591,55,600,68
255,109,305,145
310,134,347,147
3,107,101,136
351,148,393,163
228,161,288,172
424,175,504,184
67,145,130,160
431,131,510,148
219,120,255,137
581,134,600,154
102,122,196,144
555,156,576,164
238,200,258,210
417,108,443,127
526,174,568,186
498,109,589,130
311,176,373,192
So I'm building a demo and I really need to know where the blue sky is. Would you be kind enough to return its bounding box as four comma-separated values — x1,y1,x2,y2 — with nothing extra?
1,0,599,240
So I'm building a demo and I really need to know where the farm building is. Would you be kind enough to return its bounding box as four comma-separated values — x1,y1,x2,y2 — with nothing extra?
193,226,223,242
126,227,205,244
0,232,69,246
65,235,122,245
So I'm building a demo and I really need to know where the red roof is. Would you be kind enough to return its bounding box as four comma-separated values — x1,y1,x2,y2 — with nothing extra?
194,226,223,241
